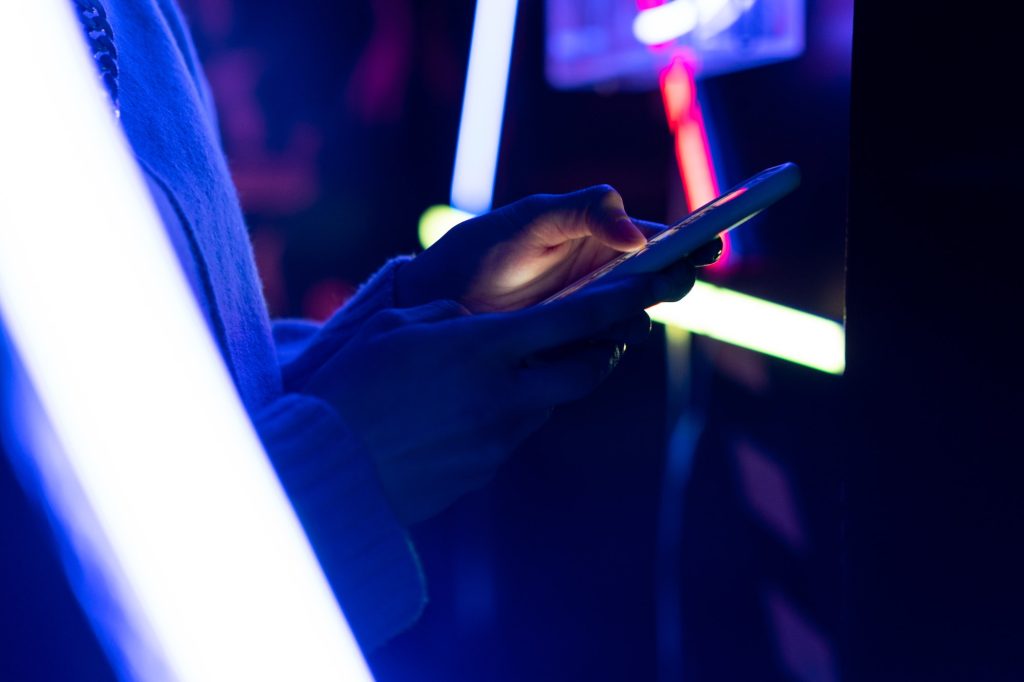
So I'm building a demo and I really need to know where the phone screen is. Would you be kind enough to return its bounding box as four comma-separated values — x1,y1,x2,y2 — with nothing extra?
541,185,752,304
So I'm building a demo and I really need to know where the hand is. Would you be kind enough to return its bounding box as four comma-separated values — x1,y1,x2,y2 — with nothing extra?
299,259,700,526
396,185,723,313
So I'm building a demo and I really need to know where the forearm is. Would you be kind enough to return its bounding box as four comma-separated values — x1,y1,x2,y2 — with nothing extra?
275,255,414,391
253,392,426,651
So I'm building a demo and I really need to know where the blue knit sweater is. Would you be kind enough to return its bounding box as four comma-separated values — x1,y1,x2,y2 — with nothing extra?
9,0,426,654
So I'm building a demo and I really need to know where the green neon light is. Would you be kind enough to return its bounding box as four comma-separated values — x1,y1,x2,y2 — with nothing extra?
418,205,845,375
648,285,845,374
418,204,475,250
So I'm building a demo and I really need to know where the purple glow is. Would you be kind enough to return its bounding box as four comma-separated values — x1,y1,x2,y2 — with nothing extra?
734,440,806,551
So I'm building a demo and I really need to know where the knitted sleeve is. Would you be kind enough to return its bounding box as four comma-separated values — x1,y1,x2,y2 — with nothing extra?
259,255,426,651
273,255,414,391
253,393,426,651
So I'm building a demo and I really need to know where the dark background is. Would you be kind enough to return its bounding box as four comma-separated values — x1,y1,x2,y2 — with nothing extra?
7,0,1019,680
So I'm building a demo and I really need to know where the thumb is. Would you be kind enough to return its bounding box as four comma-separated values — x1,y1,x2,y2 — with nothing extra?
578,185,648,251
528,185,648,252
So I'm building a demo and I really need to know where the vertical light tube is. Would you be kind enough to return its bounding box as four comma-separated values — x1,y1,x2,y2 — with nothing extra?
450,0,520,214
0,3,373,680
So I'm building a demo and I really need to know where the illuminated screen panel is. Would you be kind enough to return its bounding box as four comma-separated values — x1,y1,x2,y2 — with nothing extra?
546,0,805,88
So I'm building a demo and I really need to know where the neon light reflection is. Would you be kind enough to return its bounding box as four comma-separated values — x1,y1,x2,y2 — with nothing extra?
0,3,373,680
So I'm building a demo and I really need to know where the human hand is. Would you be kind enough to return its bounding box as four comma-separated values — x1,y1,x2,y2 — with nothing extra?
300,258,700,526
395,186,723,313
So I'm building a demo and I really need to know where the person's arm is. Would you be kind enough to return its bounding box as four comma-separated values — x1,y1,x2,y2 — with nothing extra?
262,256,436,652
272,256,413,391
252,392,426,652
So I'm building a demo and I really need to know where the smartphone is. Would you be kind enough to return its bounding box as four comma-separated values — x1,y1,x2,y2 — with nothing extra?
541,162,801,304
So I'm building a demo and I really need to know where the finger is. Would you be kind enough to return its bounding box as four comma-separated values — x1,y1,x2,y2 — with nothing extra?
578,186,648,251
366,299,470,334
489,266,693,355
515,341,624,407
650,258,699,302
631,218,667,239
689,237,724,267
407,299,472,323
531,185,648,251
595,311,652,347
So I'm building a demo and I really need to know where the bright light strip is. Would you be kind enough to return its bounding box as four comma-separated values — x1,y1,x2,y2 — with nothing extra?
0,4,372,681
450,0,520,214
633,0,756,46
418,207,844,375
649,283,845,374
675,119,718,209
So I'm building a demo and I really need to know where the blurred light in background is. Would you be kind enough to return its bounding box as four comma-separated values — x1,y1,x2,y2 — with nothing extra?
633,0,758,46
450,0,520,214
633,1,701,45
0,3,372,680
547,0,805,88
660,57,718,209
419,204,477,248
649,282,845,374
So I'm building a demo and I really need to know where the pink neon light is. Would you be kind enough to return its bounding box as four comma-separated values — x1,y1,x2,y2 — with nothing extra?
659,55,730,269
675,122,717,207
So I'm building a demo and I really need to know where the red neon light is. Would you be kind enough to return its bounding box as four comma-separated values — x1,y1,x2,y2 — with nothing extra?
659,55,730,269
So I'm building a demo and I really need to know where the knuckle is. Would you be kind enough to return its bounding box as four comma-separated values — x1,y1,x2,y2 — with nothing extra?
581,184,624,219
511,194,553,220
432,298,470,319
587,183,617,198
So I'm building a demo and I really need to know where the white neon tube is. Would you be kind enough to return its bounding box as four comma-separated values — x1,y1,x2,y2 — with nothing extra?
419,206,845,375
0,3,372,681
450,0,520,214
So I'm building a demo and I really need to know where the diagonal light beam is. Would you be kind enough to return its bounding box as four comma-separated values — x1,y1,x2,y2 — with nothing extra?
0,3,374,680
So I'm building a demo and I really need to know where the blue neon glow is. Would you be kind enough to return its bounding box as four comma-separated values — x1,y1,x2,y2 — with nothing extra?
0,3,373,680
450,0,520,214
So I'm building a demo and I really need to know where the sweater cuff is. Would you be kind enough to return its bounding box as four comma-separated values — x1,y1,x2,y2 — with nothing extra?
253,392,426,651
334,254,414,326
279,255,414,392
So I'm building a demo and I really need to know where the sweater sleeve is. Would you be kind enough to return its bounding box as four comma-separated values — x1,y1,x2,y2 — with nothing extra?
260,255,426,651
253,392,426,652
274,255,414,391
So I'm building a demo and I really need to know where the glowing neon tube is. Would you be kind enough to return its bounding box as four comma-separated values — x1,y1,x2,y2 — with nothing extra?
0,3,372,680
450,0,520,214
649,284,845,374
419,205,845,375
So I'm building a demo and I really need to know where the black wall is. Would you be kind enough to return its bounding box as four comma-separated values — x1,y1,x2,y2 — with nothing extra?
845,4,1022,678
